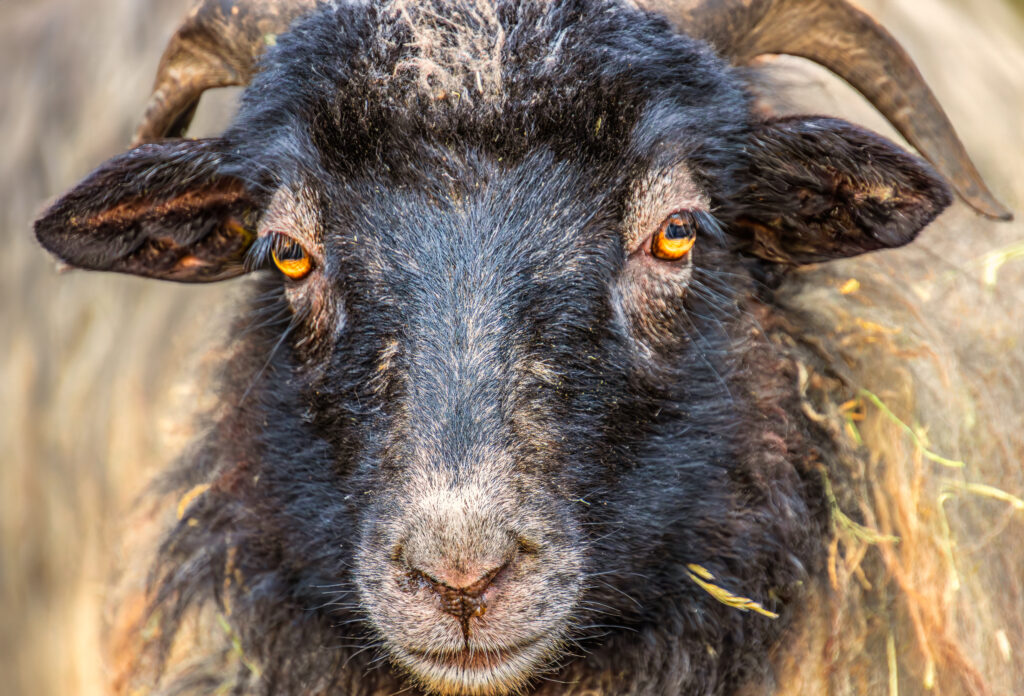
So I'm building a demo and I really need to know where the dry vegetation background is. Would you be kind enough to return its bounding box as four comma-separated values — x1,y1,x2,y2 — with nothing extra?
1,1,1022,695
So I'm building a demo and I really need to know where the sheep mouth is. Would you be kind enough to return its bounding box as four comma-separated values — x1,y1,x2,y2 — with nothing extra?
409,640,535,669
395,637,552,695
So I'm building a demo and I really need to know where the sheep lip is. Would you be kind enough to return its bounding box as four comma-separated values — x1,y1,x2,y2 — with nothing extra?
406,638,539,669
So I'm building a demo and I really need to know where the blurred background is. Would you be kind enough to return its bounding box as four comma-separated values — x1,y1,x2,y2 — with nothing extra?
1,1,1021,695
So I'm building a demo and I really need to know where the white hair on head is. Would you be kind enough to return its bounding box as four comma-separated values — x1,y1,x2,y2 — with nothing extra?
378,0,508,104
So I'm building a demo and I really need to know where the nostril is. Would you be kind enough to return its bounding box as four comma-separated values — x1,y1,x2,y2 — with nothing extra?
462,560,508,597
394,524,529,630
417,560,508,597
407,559,510,627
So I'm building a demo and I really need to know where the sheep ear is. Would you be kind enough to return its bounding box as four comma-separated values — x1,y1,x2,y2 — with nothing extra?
35,139,260,282
731,116,952,265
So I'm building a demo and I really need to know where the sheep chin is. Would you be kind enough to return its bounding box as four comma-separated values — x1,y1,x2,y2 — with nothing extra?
388,635,564,696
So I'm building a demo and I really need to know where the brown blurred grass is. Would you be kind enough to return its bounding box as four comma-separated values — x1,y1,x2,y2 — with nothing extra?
0,2,238,694
1,1,1022,695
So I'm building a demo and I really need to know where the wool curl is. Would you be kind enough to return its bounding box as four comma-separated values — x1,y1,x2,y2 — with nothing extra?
373,0,507,105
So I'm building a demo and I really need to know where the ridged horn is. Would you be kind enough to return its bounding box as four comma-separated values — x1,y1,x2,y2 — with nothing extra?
640,0,1011,220
133,0,316,145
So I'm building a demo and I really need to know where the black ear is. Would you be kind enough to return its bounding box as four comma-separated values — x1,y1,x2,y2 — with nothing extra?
729,117,953,265
35,139,260,282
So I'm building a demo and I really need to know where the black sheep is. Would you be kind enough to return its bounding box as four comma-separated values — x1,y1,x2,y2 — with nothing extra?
33,1,1013,694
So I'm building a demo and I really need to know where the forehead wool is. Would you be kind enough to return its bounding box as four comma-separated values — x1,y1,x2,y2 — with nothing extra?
238,0,750,186
376,0,508,105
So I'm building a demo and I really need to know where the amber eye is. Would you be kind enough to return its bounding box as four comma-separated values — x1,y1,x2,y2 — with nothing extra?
271,235,312,280
651,212,698,261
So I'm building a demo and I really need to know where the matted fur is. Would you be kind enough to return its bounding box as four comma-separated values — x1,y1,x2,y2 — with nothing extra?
377,0,507,104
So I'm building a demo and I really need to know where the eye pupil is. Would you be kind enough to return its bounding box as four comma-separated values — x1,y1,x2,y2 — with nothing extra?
666,221,695,241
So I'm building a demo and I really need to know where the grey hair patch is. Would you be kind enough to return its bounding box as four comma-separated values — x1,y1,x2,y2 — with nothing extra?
376,0,507,105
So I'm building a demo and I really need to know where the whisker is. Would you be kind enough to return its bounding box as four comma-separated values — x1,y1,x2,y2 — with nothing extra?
342,644,385,671
590,579,642,608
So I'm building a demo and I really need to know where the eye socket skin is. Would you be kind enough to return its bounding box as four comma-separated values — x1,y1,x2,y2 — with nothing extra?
270,234,312,280
651,212,697,261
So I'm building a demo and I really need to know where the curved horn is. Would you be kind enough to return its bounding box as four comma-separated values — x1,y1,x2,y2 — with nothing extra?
134,0,316,145
641,0,1011,220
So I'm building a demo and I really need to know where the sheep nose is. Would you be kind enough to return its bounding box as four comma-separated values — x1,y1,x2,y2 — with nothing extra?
409,560,510,628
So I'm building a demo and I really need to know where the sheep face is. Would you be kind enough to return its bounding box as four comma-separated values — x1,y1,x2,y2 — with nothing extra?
241,146,739,696
34,1,952,694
